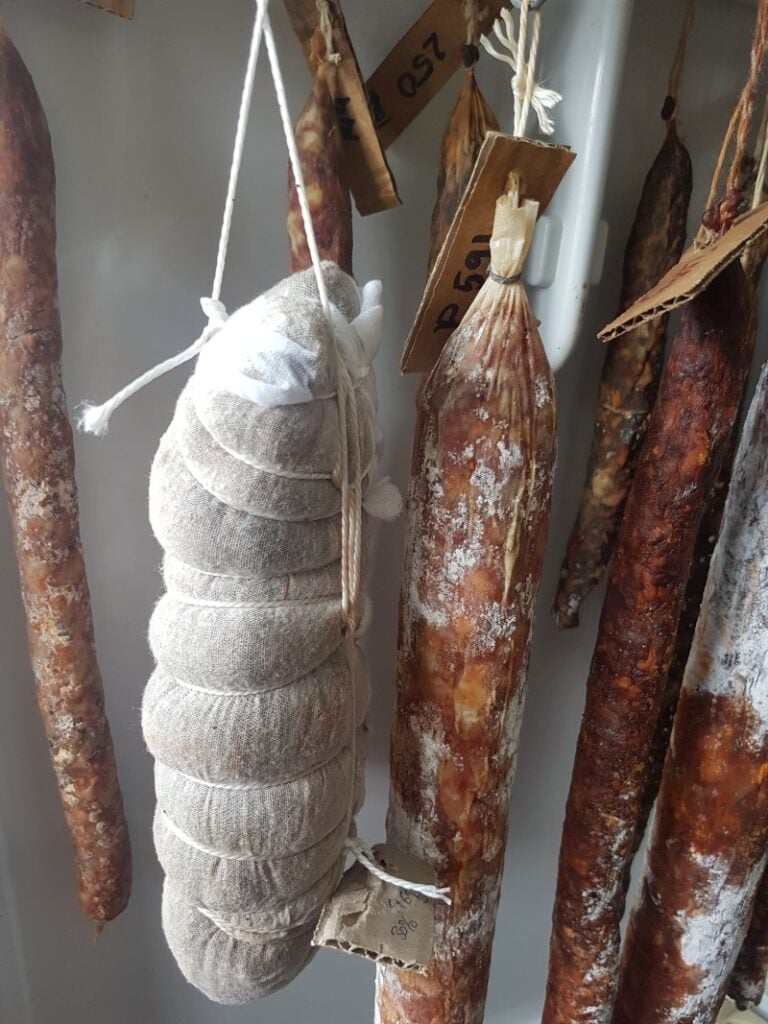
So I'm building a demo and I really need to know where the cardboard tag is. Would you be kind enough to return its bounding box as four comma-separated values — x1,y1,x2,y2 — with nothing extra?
402,131,576,374
312,844,440,972
283,0,400,216
599,201,768,341
366,0,507,150
80,0,134,16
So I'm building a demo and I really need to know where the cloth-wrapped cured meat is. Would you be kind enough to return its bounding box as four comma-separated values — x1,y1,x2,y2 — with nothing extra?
143,264,391,1002
612,359,768,1024
0,27,131,924
375,177,556,1024
543,259,754,1024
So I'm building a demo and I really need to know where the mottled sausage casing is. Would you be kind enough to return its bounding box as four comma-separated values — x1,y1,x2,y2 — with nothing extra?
633,238,767,856
729,865,768,1010
376,183,556,1024
288,53,353,275
0,29,131,922
612,359,768,1024
543,259,753,1024
553,118,691,629
427,67,498,271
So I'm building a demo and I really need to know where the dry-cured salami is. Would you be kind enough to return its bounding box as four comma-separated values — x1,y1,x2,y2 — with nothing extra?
0,28,131,923
611,359,768,1024
553,115,691,628
375,176,556,1024
543,259,753,1024
633,235,767,852
287,41,353,275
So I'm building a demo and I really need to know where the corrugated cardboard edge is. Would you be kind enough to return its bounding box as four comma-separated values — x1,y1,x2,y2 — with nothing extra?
401,131,576,374
283,0,400,216
312,937,429,974
366,0,507,151
80,0,134,17
599,201,768,341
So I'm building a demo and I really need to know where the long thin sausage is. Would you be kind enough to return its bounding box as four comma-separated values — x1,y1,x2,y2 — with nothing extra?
553,117,691,628
543,259,753,1024
632,234,767,854
0,28,131,923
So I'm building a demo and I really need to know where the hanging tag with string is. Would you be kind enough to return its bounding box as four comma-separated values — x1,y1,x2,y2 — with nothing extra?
283,0,401,215
601,0,768,342
402,0,575,374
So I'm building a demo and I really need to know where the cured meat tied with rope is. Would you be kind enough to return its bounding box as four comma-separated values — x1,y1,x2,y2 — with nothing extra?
543,259,753,1024
553,116,691,629
375,179,556,1024
611,359,768,1024
0,28,131,923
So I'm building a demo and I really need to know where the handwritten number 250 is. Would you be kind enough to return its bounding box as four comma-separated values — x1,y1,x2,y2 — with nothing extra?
397,33,446,99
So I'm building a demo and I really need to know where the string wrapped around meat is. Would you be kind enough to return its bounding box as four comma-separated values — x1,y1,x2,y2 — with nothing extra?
611,358,768,1024
543,259,753,1024
375,176,556,1024
0,27,131,923
553,115,691,628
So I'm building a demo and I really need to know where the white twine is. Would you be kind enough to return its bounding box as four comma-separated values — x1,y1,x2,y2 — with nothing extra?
77,0,270,434
344,837,452,905
480,1,561,137
256,1,431,908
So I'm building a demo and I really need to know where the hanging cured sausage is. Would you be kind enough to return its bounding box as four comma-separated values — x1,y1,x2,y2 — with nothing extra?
376,174,556,1024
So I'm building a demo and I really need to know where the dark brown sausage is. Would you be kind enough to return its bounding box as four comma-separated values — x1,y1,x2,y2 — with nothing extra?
287,48,353,276
553,118,691,629
543,259,754,1024
632,233,767,854
0,29,131,923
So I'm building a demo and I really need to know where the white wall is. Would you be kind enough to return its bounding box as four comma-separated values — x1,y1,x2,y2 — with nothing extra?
0,1,763,1022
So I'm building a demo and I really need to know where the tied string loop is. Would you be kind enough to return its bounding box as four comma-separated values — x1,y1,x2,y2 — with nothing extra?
481,0,561,137
662,0,695,121
344,837,452,905
78,0,270,433
78,298,229,436
700,0,768,240
489,270,522,285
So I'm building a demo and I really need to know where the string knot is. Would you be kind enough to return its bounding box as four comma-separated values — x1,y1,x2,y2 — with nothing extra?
344,837,452,905
200,297,229,327
462,43,480,67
